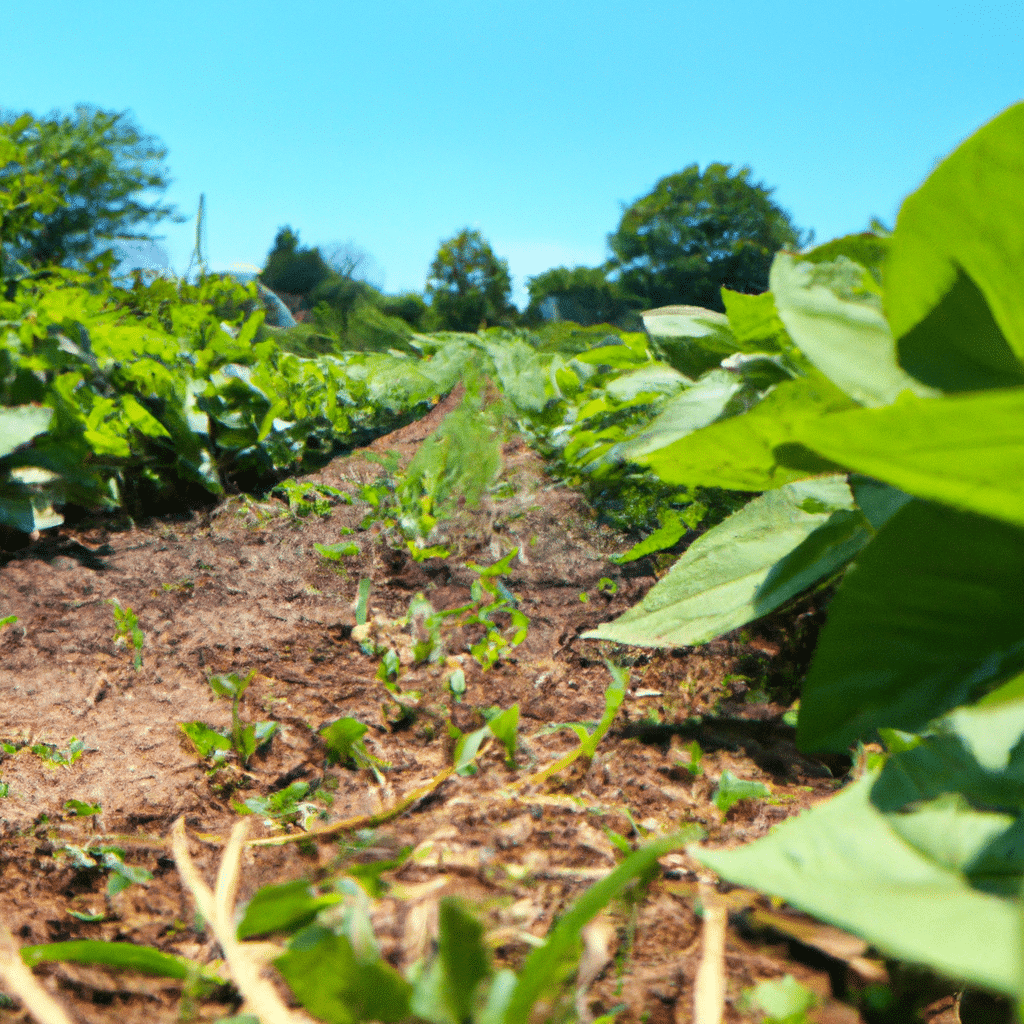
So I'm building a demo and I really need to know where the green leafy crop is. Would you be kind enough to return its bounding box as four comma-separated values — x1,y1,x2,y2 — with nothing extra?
576,102,1024,998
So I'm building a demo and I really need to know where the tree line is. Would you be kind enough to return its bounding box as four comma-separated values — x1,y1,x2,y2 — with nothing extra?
1,105,809,338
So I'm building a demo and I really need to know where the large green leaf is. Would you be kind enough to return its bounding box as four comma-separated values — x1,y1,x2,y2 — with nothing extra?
642,305,739,378
584,476,866,648
275,925,412,1024
790,387,1024,529
886,102,1024,365
797,502,1024,752
21,940,217,982
693,771,1022,996
896,267,1024,393
637,374,854,491
770,253,935,407
721,289,787,351
604,363,689,402
613,369,743,462
0,404,53,458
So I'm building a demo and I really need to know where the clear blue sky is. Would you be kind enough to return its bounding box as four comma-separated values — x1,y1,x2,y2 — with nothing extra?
3,1,1022,307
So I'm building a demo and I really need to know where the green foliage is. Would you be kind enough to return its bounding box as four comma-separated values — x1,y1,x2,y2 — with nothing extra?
260,227,331,296
712,770,771,815
182,670,277,771
29,737,84,768
523,264,635,327
607,162,807,312
231,833,690,1024
108,597,144,670
321,718,388,777
379,290,429,330
426,228,516,331
241,782,321,829
273,478,349,519
0,105,180,271
739,975,819,1024
561,101,1024,998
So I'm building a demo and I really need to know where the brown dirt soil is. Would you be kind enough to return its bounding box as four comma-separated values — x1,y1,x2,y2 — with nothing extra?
0,396,958,1023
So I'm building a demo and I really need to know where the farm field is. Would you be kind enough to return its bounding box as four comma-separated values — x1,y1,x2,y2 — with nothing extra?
2,103,1023,1024
0,387,865,1024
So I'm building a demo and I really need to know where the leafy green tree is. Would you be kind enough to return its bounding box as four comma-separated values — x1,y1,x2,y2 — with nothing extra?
380,291,429,330
259,227,331,296
0,105,180,269
607,162,807,312
426,228,516,331
523,264,634,327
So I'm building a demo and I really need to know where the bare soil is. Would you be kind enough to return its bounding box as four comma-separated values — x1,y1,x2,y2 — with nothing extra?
0,396,958,1023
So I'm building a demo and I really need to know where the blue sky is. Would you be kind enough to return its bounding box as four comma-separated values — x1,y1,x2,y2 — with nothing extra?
3,1,1022,307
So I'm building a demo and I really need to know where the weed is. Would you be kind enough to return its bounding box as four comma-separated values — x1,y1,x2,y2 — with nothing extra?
108,598,144,670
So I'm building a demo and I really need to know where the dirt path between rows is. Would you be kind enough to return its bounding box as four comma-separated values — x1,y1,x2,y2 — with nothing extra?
0,398,941,1023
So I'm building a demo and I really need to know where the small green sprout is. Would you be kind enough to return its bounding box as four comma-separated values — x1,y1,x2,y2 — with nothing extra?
314,541,360,560
108,598,144,670
64,799,102,818
321,717,389,782
181,670,277,770
31,738,85,768
448,668,467,703
240,782,322,830
273,479,349,519
712,770,770,815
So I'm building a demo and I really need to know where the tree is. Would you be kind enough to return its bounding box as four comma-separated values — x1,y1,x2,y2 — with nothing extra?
607,163,807,313
0,105,180,269
260,227,331,297
426,229,515,331
523,264,635,327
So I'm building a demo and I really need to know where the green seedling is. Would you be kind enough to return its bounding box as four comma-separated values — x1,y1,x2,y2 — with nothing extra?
181,670,277,770
263,834,688,1024
161,577,194,593
0,614,16,629
321,717,389,782
675,740,704,777
54,843,153,897
314,540,361,560
108,598,144,670
31,738,85,768
738,974,819,1024
64,799,102,818
273,479,349,519
598,577,618,595
376,647,401,683
448,668,467,703
448,550,530,670
240,782,322,830
712,770,770,815
449,704,520,776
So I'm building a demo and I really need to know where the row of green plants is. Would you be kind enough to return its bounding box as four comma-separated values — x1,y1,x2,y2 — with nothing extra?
579,103,1024,1004
5,101,1023,1019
